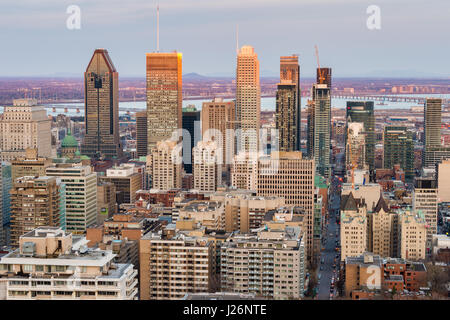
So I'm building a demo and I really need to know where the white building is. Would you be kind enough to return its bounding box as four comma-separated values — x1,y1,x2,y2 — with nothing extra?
193,141,222,192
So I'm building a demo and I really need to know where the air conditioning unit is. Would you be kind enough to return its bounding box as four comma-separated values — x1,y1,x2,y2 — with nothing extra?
22,242,36,257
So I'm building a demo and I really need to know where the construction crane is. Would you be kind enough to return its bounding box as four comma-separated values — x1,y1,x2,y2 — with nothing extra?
314,45,325,84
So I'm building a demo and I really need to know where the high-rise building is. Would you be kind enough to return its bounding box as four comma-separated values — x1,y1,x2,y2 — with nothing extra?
81,49,122,159
399,210,427,261
345,122,366,172
236,46,260,153
201,98,235,166
11,148,52,182
340,193,368,261
413,177,438,250
146,52,183,153
46,165,97,235
99,164,143,205
139,228,214,300
311,82,331,178
221,225,306,299
135,111,148,158
346,101,375,172
0,99,51,162
150,140,182,190
437,159,450,203
10,176,64,247
278,55,300,151
182,106,201,174
231,152,258,191
306,100,315,158
193,141,222,192
316,67,332,88
424,98,442,148
96,181,116,225
276,82,299,152
257,151,315,260
0,227,138,300
0,162,12,247
383,126,414,180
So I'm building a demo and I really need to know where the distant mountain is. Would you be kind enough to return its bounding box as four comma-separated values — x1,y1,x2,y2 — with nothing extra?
183,72,210,80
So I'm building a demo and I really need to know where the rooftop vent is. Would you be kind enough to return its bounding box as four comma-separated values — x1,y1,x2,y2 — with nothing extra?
22,242,36,257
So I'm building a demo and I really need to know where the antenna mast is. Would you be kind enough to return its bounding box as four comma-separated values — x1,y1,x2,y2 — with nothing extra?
236,24,239,54
156,4,160,52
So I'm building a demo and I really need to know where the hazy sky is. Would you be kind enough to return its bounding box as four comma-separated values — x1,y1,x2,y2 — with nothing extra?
1,0,449,78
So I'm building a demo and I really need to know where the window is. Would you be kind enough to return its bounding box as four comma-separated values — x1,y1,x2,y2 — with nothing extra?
35,265,44,272
23,265,33,272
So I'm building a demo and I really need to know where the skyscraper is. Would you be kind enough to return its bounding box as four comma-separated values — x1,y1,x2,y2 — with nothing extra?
424,98,442,148
236,46,260,153
135,111,148,158
383,126,414,180
81,49,122,159
276,80,299,151
345,122,366,172
182,106,201,174
279,55,300,150
346,101,375,172
146,52,183,154
311,79,331,178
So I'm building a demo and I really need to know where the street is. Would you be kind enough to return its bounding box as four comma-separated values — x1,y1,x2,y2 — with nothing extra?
317,175,341,300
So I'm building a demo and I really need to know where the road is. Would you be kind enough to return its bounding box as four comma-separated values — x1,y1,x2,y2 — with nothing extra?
317,175,341,300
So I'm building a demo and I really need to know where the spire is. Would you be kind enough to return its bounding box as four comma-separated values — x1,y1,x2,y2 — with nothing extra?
236,24,239,55
156,4,160,52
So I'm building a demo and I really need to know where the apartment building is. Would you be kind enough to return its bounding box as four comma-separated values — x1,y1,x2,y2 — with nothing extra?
399,210,427,261
231,152,258,191
150,140,182,190
193,141,222,192
220,225,306,299
139,224,214,300
0,227,138,300
9,176,65,247
340,193,368,261
11,148,52,182
178,200,225,231
413,177,438,250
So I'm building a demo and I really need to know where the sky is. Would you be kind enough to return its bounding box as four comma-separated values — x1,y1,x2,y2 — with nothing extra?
0,0,449,78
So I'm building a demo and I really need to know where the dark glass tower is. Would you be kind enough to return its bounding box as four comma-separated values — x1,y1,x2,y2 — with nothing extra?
383,126,414,180
346,101,375,173
81,49,122,159
182,106,201,174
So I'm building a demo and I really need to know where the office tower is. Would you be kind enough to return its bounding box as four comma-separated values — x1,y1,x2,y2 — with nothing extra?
399,210,427,261
311,81,331,178
99,164,143,205
231,152,258,191
0,162,12,247
221,225,306,299
135,111,148,158
346,101,375,172
345,122,366,173
146,52,183,153
317,67,332,87
193,141,222,192
11,148,52,182
423,146,450,168
139,229,214,300
201,98,235,166
46,165,97,235
0,227,138,300
10,176,63,247
182,106,201,174
340,193,368,261
413,177,438,250
424,98,442,148
0,99,51,162
383,126,414,180
257,151,315,260
276,82,299,152
437,159,450,202
150,140,182,190
236,46,260,153
96,181,116,225
81,49,122,159
210,191,284,233
278,55,300,151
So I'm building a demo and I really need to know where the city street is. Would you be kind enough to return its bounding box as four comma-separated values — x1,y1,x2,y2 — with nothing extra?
317,175,341,300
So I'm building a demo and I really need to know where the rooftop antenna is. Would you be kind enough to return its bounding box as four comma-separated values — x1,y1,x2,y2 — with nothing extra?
156,4,160,52
236,24,239,55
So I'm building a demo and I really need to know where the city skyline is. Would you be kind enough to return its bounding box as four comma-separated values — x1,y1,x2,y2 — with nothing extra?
1,0,449,78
